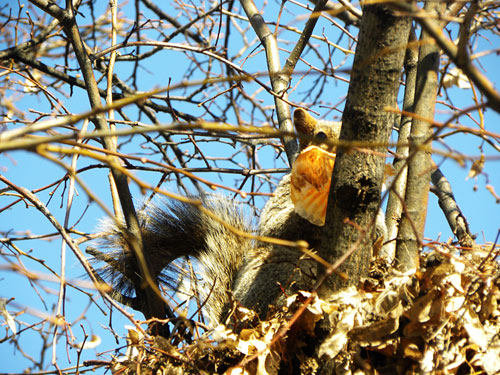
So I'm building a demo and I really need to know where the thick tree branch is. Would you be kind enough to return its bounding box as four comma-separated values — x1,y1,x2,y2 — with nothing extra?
240,0,298,164
241,0,334,165
395,2,444,272
283,0,328,76
316,6,411,372
319,4,411,291
382,28,418,263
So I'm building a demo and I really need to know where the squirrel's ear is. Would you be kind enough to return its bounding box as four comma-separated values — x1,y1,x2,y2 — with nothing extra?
293,108,317,135
294,108,318,151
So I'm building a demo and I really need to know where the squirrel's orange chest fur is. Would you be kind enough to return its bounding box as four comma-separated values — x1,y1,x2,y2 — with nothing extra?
291,145,336,226
290,108,341,227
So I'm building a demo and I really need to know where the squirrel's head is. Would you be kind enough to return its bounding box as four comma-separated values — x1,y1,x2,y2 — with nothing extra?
293,108,341,153
291,108,341,226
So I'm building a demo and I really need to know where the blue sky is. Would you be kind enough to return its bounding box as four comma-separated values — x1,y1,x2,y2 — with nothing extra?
1,0,499,371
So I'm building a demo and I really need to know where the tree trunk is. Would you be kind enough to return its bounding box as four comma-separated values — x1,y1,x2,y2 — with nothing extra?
317,4,411,294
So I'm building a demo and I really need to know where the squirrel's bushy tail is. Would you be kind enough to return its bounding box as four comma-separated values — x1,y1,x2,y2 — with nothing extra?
93,195,253,323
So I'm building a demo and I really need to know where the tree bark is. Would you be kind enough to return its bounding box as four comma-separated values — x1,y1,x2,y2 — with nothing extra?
317,4,411,293
395,2,444,272
431,168,475,249
382,28,418,263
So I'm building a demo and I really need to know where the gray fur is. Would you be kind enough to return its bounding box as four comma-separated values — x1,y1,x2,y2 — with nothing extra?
95,110,347,324
95,182,318,324
94,196,254,324
232,174,318,320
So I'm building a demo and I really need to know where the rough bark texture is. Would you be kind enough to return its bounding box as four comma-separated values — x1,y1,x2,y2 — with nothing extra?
317,4,411,294
395,2,444,272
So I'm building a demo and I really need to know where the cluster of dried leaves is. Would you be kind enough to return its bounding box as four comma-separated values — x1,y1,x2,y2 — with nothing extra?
94,243,500,375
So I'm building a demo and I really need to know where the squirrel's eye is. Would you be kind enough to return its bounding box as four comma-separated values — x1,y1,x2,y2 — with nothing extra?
315,131,327,141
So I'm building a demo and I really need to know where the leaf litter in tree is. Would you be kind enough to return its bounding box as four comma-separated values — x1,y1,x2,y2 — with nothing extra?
106,243,500,375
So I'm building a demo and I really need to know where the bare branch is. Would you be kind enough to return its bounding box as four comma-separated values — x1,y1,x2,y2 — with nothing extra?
28,0,168,326
390,1,500,114
431,168,475,249
240,0,298,164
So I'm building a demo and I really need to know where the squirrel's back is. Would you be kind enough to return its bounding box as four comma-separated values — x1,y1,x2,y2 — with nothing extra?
233,174,319,317
94,109,342,325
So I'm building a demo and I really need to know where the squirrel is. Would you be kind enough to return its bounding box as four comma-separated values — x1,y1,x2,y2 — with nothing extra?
93,109,342,326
